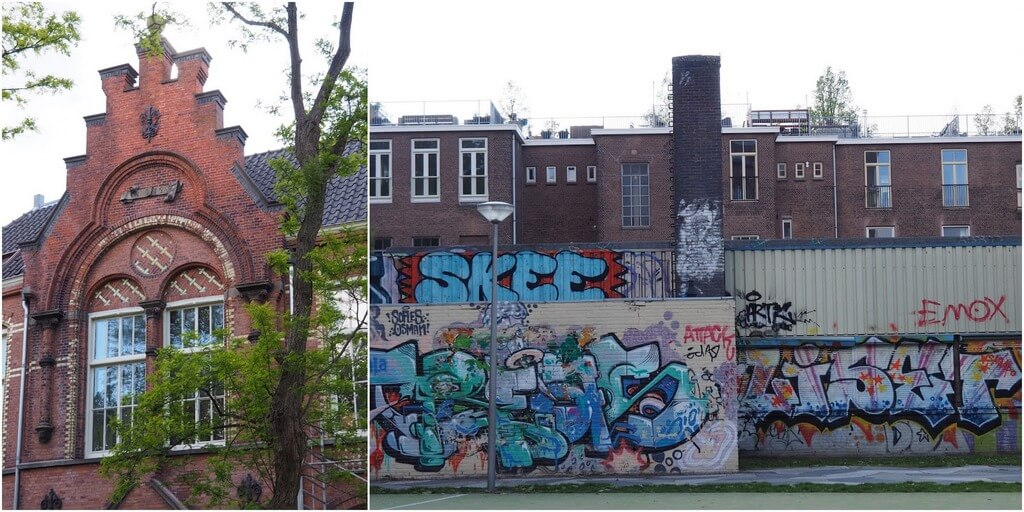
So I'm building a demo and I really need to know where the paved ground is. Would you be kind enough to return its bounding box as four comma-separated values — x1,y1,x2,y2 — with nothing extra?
371,492,1021,510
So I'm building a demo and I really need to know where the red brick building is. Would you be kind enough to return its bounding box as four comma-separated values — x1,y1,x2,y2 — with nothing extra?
1,38,366,509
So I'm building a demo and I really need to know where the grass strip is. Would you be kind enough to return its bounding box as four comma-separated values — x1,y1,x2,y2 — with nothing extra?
371,481,1020,495
739,454,1021,470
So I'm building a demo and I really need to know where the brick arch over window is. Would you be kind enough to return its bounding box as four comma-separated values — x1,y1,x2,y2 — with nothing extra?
92,151,207,226
162,265,227,302
87,275,147,313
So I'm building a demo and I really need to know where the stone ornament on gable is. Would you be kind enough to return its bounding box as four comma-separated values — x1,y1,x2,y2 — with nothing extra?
130,230,176,277
140,105,160,142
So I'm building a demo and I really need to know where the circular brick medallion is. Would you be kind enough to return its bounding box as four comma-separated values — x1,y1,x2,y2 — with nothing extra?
130,230,176,277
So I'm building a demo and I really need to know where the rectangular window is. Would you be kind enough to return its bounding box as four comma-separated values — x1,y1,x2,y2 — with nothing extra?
459,138,487,200
566,166,577,183
621,163,650,228
813,162,823,179
168,303,224,350
795,162,805,179
941,149,969,207
369,140,391,202
782,219,792,239
373,237,392,251
526,166,536,184
87,312,146,456
730,140,757,200
587,165,597,182
413,237,440,248
411,139,439,201
731,235,760,240
546,166,557,184
165,300,226,446
942,225,970,237
866,226,895,238
777,163,786,179
865,151,892,208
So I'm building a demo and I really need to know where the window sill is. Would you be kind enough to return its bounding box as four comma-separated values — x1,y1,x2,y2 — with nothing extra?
459,196,488,204
369,197,392,204
812,176,824,180
410,197,441,203
730,199,760,202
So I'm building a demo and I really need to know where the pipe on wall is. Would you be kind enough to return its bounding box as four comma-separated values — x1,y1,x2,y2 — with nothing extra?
13,289,31,510
832,143,839,238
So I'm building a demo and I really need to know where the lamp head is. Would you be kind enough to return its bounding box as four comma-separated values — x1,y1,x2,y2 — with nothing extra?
476,201,514,224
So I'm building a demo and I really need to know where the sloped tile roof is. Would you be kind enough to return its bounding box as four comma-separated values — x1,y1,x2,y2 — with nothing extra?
2,201,60,280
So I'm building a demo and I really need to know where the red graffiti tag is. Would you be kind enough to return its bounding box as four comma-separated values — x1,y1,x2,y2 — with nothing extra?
915,296,1007,327
682,324,735,361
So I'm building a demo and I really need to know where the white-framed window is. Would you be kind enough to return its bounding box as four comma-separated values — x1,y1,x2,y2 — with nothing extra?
459,138,487,200
86,308,146,457
621,163,650,228
794,162,805,179
813,162,823,179
566,166,577,183
546,166,557,184
731,235,760,240
526,166,536,184
165,298,226,446
730,140,757,200
587,165,597,183
865,151,892,208
942,225,970,237
777,163,786,179
941,149,968,207
411,139,440,201
1017,163,1022,208
369,140,391,202
331,288,367,437
866,226,895,238
782,219,792,239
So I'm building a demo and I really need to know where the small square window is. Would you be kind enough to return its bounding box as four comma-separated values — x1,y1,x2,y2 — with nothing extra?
546,166,557,184
526,166,536,184
567,166,577,183
866,226,895,238
941,225,970,237
813,162,823,179
777,163,786,179
587,165,597,182
795,163,805,179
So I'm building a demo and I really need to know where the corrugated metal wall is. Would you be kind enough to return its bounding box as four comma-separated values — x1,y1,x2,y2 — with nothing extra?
725,244,1021,336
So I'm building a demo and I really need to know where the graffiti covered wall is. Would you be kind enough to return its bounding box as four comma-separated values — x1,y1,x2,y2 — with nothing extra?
370,248,675,304
370,299,737,479
738,336,1022,456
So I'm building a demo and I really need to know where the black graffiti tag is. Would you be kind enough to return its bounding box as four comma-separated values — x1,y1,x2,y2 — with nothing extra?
736,290,814,333
386,307,430,337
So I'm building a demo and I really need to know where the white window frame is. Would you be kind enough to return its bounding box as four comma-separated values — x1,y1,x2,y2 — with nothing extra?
587,165,597,183
526,166,536,184
794,162,805,179
731,235,760,240
813,162,823,179
566,166,577,183
621,163,650,228
332,289,367,438
777,163,786,179
459,138,488,201
865,151,892,208
85,307,147,458
546,166,557,184
1017,163,1022,209
369,140,392,203
729,140,758,200
781,219,792,239
411,139,440,202
941,149,969,207
941,225,971,237
866,226,895,238
164,296,227,448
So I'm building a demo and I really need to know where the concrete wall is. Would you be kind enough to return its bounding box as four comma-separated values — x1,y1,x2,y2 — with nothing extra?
738,335,1021,456
369,299,737,479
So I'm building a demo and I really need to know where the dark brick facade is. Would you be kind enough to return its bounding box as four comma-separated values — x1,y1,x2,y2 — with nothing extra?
518,142,599,244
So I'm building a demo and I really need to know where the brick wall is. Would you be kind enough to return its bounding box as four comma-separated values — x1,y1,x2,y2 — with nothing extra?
518,143,599,244
593,133,674,242
369,299,738,479
720,132,780,239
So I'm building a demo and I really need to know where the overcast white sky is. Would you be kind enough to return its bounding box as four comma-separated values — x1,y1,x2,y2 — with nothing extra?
1,1,366,226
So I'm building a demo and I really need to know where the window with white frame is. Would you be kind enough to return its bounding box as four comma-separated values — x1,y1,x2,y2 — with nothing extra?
1017,163,1022,208
731,235,760,240
546,166,557,184
866,226,895,238
526,166,536,184
813,162,823,179
166,299,226,445
942,225,970,237
87,310,146,456
331,289,367,437
865,151,892,208
782,219,792,239
369,140,391,202
777,163,786,179
411,139,439,201
566,166,577,183
621,163,650,228
794,162,805,179
941,149,968,207
587,165,597,183
730,140,757,200
459,138,487,200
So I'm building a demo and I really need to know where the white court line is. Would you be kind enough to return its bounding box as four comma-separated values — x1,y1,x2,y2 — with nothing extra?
381,493,467,510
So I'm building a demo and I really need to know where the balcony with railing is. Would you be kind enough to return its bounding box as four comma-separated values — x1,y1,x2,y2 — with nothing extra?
942,184,970,207
866,185,892,208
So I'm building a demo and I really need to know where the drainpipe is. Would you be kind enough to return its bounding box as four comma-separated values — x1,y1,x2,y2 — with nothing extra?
288,249,295,316
832,142,839,238
13,288,31,510
511,131,518,244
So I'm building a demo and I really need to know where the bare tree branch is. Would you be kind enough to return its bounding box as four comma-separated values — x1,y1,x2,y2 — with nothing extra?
219,2,287,37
